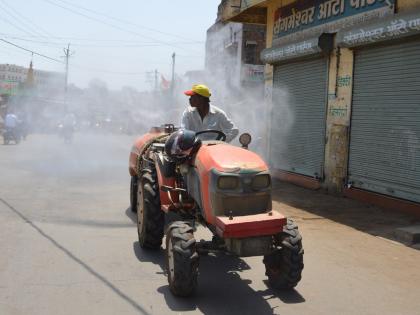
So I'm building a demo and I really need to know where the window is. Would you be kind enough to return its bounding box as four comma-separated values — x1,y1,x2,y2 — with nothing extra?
244,42,258,64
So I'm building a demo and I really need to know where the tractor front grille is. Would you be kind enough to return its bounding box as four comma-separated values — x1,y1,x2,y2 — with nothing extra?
214,193,271,217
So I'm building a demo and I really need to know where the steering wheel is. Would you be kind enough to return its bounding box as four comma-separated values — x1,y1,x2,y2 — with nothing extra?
195,130,226,141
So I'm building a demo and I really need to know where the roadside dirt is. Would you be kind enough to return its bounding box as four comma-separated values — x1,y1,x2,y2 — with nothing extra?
271,180,420,248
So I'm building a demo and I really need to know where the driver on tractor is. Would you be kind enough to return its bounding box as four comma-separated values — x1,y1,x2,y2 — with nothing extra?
181,84,239,142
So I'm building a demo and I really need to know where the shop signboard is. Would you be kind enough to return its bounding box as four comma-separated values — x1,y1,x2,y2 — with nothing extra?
261,37,321,64
273,0,395,45
0,80,19,95
337,12,420,47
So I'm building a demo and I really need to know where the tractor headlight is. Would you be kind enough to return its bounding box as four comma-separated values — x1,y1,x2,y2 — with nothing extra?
217,176,239,190
252,174,271,189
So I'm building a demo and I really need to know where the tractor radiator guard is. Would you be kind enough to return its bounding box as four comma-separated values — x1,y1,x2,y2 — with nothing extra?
215,211,286,257
215,211,286,239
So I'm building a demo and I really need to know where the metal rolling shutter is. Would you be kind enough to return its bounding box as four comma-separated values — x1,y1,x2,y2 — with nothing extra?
270,57,327,178
349,39,420,203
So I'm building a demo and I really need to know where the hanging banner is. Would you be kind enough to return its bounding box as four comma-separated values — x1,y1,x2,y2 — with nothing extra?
273,0,395,45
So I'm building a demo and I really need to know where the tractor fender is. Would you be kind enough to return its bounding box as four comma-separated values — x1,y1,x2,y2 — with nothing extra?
129,132,164,176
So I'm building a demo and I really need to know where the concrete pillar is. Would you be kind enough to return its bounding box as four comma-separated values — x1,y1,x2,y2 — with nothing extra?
323,47,354,194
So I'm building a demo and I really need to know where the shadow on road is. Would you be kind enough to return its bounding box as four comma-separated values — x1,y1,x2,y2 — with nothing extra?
43,216,133,228
133,242,166,275
133,241,305,315
272,180,420,244
127,205,184,227
125,206,137,224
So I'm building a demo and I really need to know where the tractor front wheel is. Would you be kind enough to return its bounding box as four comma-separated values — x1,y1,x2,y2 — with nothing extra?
166,221,199,297
137,168,164,249
263,219,304,289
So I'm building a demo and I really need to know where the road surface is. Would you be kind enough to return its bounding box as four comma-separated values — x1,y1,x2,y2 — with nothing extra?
1,133,419,315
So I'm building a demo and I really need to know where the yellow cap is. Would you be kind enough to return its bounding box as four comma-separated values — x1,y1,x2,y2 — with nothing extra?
184,84,211,98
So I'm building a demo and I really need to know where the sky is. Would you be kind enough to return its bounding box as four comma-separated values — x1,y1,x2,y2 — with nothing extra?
0,0,220,90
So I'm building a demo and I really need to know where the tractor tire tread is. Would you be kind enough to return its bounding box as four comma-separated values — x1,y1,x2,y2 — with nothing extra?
130,176,138,213
138,166,164,250
166,221,199,297
264,219,304,290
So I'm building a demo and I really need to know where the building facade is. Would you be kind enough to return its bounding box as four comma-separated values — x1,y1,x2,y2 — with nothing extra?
220,0,420,214
206,15,266,99
0,63,64,95
205,20,267,155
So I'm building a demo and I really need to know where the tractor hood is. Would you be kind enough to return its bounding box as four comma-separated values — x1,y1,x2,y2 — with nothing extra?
194,143,268,174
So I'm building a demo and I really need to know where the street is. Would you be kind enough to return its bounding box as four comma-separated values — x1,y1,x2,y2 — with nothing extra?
1,133,419,315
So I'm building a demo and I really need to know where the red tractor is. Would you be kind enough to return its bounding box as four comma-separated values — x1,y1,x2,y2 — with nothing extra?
128,124,304,296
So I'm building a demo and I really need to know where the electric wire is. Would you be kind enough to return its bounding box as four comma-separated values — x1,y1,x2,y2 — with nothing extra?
1,39,199,83
0,40,169,75
0,0,55,39
0,35,203,48
0,47,29,57
0,2,205,80
1,36,64,48
0,12,39,38
0,38,63,63
70,63,147,75
40,0,201,53
53,0,203,43
0,38,190,74
0,33,204,44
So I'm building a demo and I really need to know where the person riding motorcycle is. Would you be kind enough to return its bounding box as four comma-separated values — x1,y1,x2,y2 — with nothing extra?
3,112,21,144
60,112,76,143
181,84,238,142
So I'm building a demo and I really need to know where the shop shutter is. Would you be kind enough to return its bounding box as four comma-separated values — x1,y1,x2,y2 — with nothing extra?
349,39,420,203
270,57,327,178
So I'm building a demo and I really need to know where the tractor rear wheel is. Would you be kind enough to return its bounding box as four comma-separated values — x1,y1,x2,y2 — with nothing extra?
263,219,304,289
130,176,138,213
137,167,164,249
166,221,199,297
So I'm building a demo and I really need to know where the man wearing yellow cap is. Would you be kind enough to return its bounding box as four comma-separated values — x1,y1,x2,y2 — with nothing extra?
182,84,239,142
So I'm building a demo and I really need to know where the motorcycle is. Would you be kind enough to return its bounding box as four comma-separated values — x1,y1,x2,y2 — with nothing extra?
3,127,20,145
58,123,74,144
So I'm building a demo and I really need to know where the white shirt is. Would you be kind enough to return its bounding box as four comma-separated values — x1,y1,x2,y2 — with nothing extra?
5,113,18,128
181,105,239,142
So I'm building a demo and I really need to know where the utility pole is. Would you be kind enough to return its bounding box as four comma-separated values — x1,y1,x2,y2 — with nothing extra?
154,69,158,91
171,52,176,98
63,43,75,94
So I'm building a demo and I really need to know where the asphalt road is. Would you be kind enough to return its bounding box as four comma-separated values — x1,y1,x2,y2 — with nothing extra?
0,133,419,315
